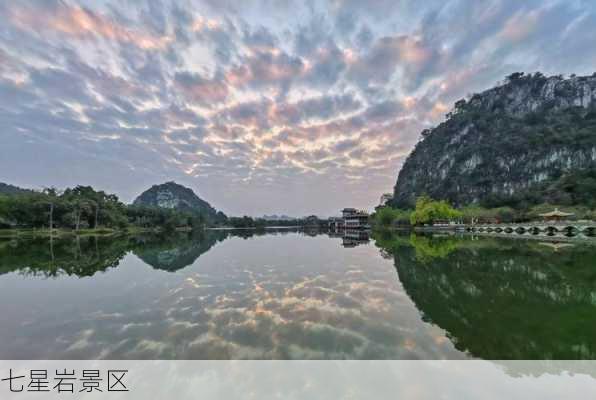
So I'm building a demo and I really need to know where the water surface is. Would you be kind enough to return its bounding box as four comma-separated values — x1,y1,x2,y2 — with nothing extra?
0,229,595,359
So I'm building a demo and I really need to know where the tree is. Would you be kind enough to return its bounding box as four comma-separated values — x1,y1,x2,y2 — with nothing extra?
162,216,178,232
461,205,517,224
42,187,61,231
506,72,525,82
373,207,411,228
454,99,467,113
409,196,462,226
189,214,206,231
409,234,459,263
0,184,225,231
376,207,397,227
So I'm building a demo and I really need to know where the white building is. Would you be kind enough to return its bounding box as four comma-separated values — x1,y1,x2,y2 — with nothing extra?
328,208,370,229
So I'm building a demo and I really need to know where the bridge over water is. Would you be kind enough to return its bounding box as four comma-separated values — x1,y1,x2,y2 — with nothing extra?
464,222,596,236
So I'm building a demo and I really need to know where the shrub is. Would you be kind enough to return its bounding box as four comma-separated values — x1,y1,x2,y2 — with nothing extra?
410,196,462,226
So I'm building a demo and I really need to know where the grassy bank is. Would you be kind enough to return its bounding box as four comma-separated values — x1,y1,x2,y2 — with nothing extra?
0,226,163,239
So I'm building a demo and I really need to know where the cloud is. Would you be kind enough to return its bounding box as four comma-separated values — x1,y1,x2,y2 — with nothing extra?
364,100,403,121
1,0,595,215
272,94,362,125
174,71,229,106
333,138,360,153
216,99,271,129
242,25,278,50
335,10,357,36
302,41,351,88
225,48,306,93
347,34,437,90
354,25,373,48
8,2,172,50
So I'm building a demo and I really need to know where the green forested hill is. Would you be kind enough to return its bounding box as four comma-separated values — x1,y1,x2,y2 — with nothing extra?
133,181,225,222
393,72,596,209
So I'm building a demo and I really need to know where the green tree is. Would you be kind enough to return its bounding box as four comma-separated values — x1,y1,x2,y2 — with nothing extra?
409,234,459,263
409,196,462,226
373,207,411,228
460,205,517,224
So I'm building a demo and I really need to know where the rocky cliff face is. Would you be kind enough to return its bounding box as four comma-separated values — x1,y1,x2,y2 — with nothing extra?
393,72,596,208
133,181,223,219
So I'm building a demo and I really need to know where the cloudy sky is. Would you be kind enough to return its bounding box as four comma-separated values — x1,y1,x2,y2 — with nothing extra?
1,0,595,216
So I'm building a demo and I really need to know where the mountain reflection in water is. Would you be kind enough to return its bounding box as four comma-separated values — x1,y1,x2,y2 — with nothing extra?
0,229,595,360
374,231,596,359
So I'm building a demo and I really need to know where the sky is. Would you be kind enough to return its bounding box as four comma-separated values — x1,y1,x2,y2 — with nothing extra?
1,0,595,217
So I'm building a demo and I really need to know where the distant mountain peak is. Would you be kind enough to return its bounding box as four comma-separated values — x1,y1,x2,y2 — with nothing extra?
262,214,297,221
133,182,224,219
0,182,33,196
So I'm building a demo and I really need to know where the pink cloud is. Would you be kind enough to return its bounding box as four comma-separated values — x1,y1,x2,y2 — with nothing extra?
499,9,541,42
348,35,435,85
174,72,229,106
9,4,171,50
225,48,307,89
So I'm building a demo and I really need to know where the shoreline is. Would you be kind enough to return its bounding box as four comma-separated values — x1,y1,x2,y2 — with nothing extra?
0,225,305,239
0,226,163,239
206,226,302,231
373,226,596,243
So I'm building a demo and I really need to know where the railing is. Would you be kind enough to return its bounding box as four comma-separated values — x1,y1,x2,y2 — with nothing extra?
464,221,596,235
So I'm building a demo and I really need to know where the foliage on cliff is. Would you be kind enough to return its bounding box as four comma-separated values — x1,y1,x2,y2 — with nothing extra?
393,72,596,209
409,196,462,226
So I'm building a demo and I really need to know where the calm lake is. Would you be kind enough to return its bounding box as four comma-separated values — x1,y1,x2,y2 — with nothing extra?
0,229,595,360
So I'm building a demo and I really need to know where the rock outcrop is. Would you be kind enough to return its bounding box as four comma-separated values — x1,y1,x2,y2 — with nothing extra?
393,72,596,208
133,181,224,220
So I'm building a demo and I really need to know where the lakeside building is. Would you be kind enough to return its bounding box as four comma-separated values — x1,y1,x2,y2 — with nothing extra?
538,208,574,222
342,229,370,247
328,217,344,230
344,208,370,229
328,208,370,230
